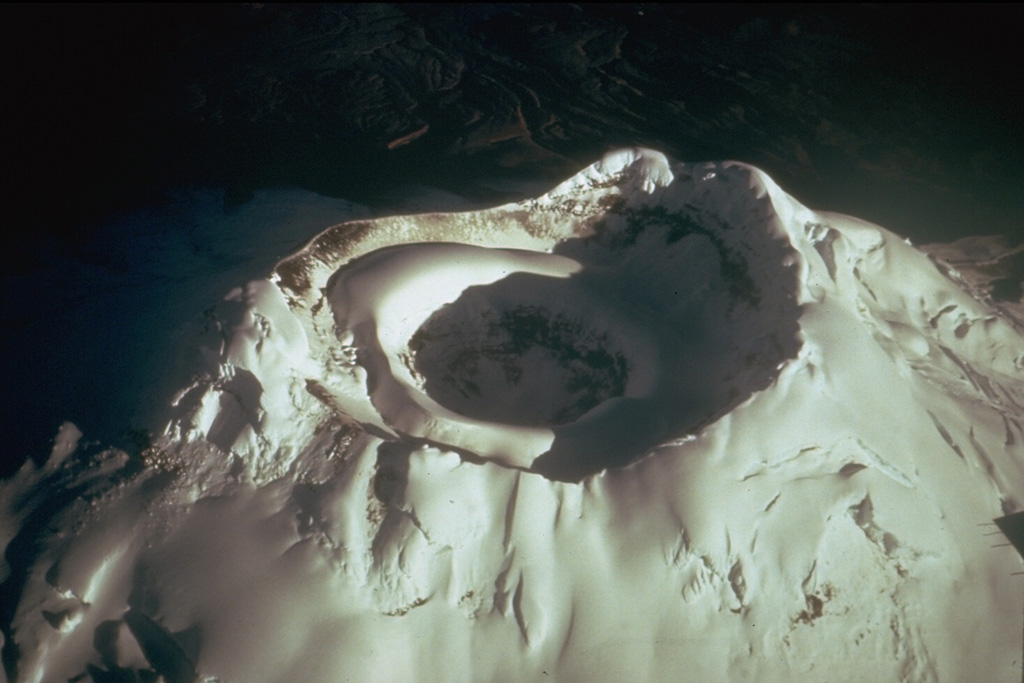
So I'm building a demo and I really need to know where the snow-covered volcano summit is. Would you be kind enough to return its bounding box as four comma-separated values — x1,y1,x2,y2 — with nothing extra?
4,149,1024,682
286,150,803,481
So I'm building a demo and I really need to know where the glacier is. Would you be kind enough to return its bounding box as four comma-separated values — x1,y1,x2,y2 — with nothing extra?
2,149,1024,682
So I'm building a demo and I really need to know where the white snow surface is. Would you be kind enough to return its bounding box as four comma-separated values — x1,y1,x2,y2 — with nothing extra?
4,149,1024,682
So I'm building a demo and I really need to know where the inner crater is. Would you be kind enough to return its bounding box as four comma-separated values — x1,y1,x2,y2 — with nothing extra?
408,286,629,427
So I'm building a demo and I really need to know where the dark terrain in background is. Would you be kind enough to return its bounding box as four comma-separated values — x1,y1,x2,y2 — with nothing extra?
2,3,1023,472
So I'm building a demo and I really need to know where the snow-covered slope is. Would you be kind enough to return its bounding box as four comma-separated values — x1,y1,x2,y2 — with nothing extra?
4,149,1024,682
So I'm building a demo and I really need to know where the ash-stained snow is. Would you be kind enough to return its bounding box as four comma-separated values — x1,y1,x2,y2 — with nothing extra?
4,149,1024,682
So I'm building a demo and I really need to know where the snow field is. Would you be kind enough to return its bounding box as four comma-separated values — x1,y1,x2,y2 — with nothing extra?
3,149,1024,682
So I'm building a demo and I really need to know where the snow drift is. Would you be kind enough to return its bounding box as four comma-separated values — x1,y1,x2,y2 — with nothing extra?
3,149,1024,682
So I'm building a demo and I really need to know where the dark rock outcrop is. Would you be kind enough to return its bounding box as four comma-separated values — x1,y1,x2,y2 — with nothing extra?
4,3,1024,260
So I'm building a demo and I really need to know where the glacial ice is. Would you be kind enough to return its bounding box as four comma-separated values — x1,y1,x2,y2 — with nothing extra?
3,149,1024,682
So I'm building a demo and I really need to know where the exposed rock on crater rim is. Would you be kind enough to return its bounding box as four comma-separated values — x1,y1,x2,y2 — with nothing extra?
281,149,804,479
